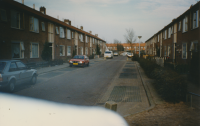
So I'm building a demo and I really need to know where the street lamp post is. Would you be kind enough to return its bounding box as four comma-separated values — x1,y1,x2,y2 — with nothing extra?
138,36,142,58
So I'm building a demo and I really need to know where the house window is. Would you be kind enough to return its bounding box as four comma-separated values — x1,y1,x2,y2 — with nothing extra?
56,27,59,34
11,42,25,59
182,43,187,59
79,34,83,42
11,10,24,29
48,23,54,42
165,30,167,39
80,47,83,55
60,45,65,56
171,26,173,34
168,27,171,38
59,27,65,38
30,43,39,58
168,46,171,57
1,9,7,21
93,38,94,44
85,47,88,55
182,16,188,33
67,29,71,39
41,22,45,31
29,16,39,33
164,46,166,56
72,32,74,38
67,46,71,56
193,10,199,29
178,22,181,31
158,34,159,42
86,36,88,43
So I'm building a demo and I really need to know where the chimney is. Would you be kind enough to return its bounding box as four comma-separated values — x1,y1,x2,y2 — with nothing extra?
80,26,83,30
95,34,98,37
22,0,24,4
89,31,92,34
40,6,46,14
33,4,35,9
64,19,71,25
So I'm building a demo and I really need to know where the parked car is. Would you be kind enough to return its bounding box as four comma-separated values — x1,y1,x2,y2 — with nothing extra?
69,55,89,67
113,52,119,56
127,53,133,58
104,51,113,59
0,60,38,92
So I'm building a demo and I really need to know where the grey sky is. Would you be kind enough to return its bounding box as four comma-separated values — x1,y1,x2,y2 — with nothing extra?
15,0,197,43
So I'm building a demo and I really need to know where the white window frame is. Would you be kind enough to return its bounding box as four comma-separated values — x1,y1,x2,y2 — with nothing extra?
1,9,7,21
85,47,88,55
193,10,199,29
80,47,83,55
56,27,59,34
48,23,54,43
67,29,71,39
60,45,65,56
79,34,83,42
182,16,188,33
165,30,167,39
67,46,71,56
29,16,39,33
11,41,25,59
30,42,39,58
157,34,159,42
59,27,65,38
168,27,171,38
85,36,88,43
182,43,187,59
41,22,45,31
72,32,74,38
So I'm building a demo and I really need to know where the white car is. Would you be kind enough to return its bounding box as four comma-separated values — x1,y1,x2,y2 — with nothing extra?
127,53,133,58
104,51,113,59
113,52,119,56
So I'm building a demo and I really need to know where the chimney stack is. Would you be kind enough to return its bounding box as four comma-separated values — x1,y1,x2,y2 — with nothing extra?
80,26,83,30
95,34,98,37
22,0,24,4
33,4,35,9
40,6,46,14
64,19,71,25
89,31,92,34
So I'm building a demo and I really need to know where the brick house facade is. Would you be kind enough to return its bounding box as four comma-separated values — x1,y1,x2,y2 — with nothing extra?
0,0,106,63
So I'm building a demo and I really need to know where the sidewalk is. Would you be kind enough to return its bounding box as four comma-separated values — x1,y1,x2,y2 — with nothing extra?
95,60,161,117
36,57,105,74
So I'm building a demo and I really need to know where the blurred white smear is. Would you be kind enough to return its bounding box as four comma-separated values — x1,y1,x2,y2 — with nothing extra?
0,93,128,126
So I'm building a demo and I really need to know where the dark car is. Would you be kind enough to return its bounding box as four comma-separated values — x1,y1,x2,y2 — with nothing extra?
0,60,38,92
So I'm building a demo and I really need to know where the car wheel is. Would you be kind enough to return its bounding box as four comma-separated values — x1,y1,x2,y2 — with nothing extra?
7,80,15,93
31,74,37,85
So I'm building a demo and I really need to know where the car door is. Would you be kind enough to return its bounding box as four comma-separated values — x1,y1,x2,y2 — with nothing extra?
16,61,32,83
8,62,21,85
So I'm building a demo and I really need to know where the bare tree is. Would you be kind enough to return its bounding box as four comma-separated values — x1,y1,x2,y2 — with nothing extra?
113,39,120,44
124,28,136,54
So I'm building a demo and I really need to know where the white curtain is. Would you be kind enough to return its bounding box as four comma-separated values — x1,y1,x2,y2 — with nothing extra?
32,43,38,58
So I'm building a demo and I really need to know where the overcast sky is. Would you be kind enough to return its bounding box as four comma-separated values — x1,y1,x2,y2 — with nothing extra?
15,0,198,43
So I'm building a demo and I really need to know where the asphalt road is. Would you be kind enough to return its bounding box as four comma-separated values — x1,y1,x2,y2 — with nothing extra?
12,56,127,106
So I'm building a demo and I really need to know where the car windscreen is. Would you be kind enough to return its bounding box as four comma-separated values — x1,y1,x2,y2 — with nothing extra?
105,52,111,54
73,55,84,59
0,62,6,73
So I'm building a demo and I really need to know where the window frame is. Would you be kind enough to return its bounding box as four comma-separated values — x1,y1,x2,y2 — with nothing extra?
29,16,39,33
59,27,65,38
67,46,71,56
168,27,171,38
1,9,7,21
11,41,25,59
182,16,188,33
59,45,65,56
56,27,59,34
11,10,21,29
67,29,71,39
30,42,39,58
85,47,88,55
192,10,199,29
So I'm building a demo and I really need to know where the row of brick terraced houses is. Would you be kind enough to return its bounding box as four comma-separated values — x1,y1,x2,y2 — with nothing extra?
0,0,106,63
145,2,199,65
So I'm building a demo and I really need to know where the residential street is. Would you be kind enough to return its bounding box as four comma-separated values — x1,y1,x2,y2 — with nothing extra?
13,56,128,106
